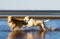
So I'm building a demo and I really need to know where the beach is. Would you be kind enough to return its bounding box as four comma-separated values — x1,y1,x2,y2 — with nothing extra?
0,18,60,39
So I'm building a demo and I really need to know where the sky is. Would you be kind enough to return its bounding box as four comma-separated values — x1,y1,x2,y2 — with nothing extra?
0,0,60,10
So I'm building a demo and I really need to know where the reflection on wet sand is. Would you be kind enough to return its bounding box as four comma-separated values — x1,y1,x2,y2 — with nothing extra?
8,30,25,39
40,31,46,39
8,30,46,39
26,32,33,39
25,31,46,39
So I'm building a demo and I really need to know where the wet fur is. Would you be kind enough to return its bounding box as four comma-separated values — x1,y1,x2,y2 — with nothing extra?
23,16,46,31
8,16,27,30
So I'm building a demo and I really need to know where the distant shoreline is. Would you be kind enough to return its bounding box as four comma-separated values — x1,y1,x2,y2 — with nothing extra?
0,10,60,15
0,16,60,19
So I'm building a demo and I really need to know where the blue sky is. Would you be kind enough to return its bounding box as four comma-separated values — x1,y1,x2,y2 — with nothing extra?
0,0,60,10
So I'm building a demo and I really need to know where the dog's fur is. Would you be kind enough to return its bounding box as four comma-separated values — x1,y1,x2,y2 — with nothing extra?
8,16,27,30
23,16,46,31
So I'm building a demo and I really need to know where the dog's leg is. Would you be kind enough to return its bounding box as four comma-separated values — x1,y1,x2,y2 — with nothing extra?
40,23,46,31
36,21,46,31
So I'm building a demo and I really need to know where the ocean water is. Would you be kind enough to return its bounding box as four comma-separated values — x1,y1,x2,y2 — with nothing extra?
0,18,60,39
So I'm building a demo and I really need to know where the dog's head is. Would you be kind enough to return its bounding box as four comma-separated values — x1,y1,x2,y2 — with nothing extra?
23,16,31,23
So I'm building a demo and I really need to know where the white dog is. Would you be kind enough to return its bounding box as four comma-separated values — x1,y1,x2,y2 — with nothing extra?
23,16,49,31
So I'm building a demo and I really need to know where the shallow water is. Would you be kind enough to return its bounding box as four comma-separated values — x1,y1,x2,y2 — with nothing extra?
0,18,60,39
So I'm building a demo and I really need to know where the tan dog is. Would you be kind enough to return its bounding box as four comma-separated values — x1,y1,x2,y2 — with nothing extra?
8,16,27,30
23,16,46,31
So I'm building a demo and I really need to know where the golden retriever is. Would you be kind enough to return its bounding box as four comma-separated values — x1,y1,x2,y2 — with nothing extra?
8,16,27,30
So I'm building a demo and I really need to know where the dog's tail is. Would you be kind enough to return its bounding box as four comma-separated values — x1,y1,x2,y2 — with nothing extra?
43,19,50,22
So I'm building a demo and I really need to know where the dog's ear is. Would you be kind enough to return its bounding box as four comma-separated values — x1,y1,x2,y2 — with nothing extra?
8,16,13,19
23,16,29,21
8,16,13,22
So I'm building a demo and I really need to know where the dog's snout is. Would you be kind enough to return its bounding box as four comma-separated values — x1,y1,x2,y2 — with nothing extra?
23,20,28,23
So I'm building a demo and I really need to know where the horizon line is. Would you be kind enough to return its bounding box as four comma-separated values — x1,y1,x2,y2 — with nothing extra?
0,10,60,12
